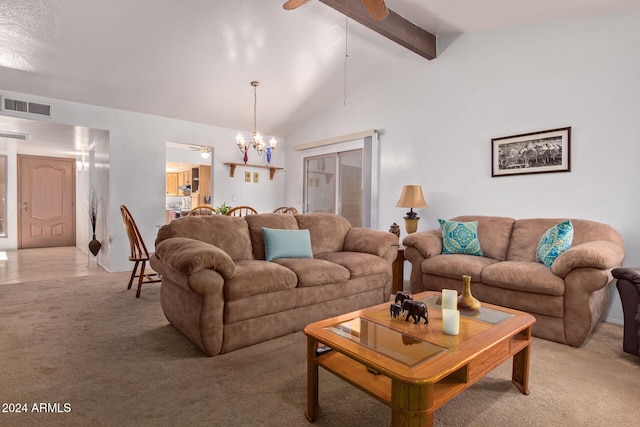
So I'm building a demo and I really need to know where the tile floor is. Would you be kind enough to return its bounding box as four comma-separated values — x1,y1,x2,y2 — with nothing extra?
0,246,107,285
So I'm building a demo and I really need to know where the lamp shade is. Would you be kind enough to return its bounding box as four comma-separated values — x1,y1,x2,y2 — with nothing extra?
396,185,428,209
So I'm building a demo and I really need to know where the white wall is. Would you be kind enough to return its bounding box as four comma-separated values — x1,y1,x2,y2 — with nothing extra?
0,91,285,273
284,12,640,325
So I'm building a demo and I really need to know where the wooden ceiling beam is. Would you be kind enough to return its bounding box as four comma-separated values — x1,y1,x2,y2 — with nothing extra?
319,0,436,60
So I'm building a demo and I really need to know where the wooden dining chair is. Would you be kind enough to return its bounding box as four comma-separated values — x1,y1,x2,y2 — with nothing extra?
120,205,161,298
225,205,258,217
273,206,299,215
188,205,216,216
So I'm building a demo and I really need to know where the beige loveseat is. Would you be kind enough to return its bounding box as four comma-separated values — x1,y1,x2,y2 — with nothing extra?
403,215,625,347
150,212,398,356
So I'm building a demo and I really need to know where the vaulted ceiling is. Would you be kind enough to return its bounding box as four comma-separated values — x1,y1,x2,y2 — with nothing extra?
2,0,640,139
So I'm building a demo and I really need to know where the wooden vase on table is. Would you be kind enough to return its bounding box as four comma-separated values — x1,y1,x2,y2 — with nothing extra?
458,274,481,310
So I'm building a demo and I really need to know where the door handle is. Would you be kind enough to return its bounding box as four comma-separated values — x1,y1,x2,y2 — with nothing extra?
21,202,28,213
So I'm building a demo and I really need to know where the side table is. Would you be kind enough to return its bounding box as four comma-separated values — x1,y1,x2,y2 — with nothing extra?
392,245,405,294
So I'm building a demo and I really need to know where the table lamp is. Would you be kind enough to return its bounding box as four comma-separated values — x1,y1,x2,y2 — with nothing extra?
395,185,428,234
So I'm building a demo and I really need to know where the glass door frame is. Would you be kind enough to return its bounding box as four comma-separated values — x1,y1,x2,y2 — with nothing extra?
301,133,378,228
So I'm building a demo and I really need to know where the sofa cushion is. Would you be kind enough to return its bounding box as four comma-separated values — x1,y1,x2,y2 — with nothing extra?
156,215,253,261
536,220,574,268
472,282,564,318
421,254,500,281
274,258,350,287
315,252,390,278
225,260,298,301
262,228,313,261
508,218,570,262
295,213,351,255
450,216,515,261
245,213,299,260
481,261,565,296
294,275,388,308
438,219,483,256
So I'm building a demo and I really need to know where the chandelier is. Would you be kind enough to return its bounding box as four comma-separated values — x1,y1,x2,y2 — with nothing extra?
235,81,277,164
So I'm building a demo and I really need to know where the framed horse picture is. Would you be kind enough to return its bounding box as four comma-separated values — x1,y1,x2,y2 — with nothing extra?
491,127,571,177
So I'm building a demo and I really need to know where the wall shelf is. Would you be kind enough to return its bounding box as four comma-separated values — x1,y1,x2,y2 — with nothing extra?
224,162,284,180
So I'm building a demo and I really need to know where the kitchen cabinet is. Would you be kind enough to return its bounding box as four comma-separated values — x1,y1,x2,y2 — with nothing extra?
166,165,210,203
166,173,178,195
191,167,199,193
197,165,211,205
178,170,191,188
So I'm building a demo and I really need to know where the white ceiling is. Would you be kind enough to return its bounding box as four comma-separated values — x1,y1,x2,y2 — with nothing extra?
2,0,640,144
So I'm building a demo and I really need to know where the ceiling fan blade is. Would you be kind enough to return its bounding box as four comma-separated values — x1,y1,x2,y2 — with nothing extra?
361,0,389,20
283,0,311,10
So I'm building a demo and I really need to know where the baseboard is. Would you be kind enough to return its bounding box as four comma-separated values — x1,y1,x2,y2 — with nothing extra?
604,316,623,326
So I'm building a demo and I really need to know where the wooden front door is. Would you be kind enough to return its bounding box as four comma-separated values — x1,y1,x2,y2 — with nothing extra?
18,155,76,248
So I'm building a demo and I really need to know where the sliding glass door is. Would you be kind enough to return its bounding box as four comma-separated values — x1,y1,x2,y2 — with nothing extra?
304,149,363,227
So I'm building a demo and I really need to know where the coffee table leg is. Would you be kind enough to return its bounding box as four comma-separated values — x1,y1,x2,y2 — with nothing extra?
391,381,434,427
512,339,531,395
306,337,319,422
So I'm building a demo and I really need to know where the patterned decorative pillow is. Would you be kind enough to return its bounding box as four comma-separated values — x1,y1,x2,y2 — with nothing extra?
536,220,574,268
438,219,484,256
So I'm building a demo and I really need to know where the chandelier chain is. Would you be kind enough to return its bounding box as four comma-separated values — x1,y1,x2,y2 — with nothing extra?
253,83,257,135
344,0,349,106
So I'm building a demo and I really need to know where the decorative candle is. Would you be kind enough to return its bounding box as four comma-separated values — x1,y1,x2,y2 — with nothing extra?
442,289,458,310
442,309,460,335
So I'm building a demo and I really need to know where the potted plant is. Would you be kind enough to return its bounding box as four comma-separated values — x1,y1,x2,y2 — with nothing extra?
214,201,232,215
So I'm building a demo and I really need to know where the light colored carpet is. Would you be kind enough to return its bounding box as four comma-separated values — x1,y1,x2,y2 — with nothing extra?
1,273,638,426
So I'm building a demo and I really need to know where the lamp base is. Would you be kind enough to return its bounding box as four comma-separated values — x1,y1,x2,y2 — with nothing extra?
404,217,419,234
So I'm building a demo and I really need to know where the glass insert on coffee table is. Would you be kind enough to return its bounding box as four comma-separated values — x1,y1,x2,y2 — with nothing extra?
304,291,536,427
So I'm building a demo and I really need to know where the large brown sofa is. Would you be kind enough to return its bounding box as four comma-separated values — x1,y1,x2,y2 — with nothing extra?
150,212,398,356
403,215,625,347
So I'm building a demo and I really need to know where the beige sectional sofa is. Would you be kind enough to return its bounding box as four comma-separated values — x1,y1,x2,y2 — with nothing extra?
150,212,398,356
403,215,625,347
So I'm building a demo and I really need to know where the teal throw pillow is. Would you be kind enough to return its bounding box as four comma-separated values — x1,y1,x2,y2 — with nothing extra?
438,219,484,256
262,228,313,261
536,220,573,268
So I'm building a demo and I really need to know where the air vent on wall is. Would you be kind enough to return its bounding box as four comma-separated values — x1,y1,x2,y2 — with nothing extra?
2,96,52,117
0,131,28,140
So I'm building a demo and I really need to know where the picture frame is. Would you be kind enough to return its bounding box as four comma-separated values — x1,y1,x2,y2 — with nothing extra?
491,127,571,177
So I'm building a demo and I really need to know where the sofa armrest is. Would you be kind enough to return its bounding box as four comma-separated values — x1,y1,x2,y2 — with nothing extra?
551,240,625,278
612,267,640,286
402,229,443,259
154,237,236,280
344,228,399,258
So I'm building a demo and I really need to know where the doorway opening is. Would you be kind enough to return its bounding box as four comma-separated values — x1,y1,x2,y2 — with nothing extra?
165,141,214,222
0,115,110,270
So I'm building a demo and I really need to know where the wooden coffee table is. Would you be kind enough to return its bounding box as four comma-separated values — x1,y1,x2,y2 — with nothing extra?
304,291,536,426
